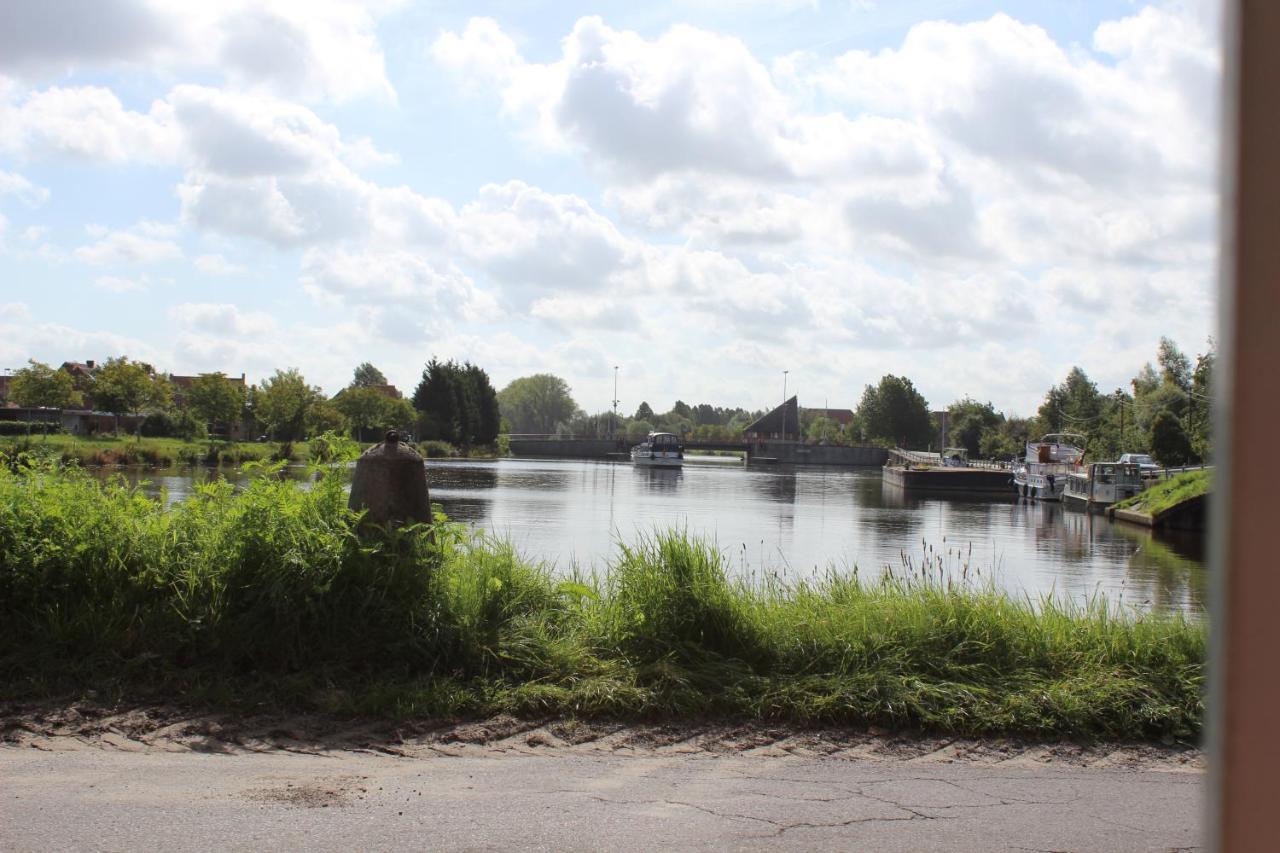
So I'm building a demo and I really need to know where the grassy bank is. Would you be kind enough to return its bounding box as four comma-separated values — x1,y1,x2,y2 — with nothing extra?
1113,469,1212,516
0,434,296,468
0,463,1205,740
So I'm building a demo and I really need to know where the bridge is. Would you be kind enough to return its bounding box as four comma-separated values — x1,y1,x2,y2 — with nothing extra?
505,436,888,467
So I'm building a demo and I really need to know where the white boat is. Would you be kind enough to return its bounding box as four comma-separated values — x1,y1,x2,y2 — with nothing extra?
1013,433,1085,501
631,432,684,468
1063,461,1144,509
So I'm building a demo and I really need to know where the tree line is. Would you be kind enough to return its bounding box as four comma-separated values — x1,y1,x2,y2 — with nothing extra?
4,335,1215,466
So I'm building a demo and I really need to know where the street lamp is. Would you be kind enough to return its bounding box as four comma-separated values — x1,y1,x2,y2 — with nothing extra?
782,370,789,440
612,366,619,439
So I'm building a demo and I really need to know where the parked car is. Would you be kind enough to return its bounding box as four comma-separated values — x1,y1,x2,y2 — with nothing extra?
1117,453,1159,472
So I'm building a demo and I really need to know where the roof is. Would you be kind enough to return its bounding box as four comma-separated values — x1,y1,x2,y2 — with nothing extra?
170,373,247,389
744,396,800,436
802,407,854,425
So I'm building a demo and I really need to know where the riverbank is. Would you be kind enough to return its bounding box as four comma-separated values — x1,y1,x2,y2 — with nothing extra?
0,434,300,467
1110,469,1212,529
0,463,1205,741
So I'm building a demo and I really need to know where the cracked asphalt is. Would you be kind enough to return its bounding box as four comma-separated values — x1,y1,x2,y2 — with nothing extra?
0,746,1201,851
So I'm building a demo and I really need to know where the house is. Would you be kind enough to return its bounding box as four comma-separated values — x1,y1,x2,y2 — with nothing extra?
801,407,855,427
169,373,250,439
743,396,801,441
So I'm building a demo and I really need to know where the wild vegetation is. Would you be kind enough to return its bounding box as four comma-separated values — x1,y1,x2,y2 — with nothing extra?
0,462,1204,740
1112,469,1212,517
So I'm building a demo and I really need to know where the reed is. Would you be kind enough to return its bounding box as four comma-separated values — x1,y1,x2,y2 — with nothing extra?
0,462,1205,740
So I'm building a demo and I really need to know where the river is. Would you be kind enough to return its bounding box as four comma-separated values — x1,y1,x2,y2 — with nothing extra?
96,456,1206,615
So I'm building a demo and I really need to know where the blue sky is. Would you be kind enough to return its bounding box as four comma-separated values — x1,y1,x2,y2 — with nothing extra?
0,1,1221,415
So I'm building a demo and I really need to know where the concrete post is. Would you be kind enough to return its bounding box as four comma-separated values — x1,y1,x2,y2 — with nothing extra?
347,430,431,528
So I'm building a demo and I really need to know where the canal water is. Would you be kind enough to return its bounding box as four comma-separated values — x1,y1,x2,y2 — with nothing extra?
100,457,1206,614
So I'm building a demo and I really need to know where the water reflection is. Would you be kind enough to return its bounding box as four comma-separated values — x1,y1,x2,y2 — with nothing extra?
90,458,1206,614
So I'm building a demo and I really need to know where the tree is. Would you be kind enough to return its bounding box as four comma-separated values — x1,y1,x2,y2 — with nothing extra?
93,357,169,434
1149,409,1193,467
946,398,1002,457
334,387,390,440
1157,337,1192,392
1188,342,1215,460
669,400,692,420
411,359,500,447
464,363,501,446
413,358,463,443
187,373,245,438
634,401,655,421
9,360,81,409
806,416,840,444
855,375,933,448
979,416,1032,460
1036,367,1102,435
254,369,321,441
305,401,348,438
497,374,578,435
351,362,388,388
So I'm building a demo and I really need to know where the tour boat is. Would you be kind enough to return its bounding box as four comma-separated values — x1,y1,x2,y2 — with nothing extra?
1013,433,1086,501
630,432,684,468
1063,461,1144,509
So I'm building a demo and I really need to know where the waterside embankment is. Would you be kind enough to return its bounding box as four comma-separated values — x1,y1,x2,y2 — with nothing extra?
0,463,1204,741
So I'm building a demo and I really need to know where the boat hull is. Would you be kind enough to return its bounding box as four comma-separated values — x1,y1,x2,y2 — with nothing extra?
1014,469,1068,501
631,451,682,468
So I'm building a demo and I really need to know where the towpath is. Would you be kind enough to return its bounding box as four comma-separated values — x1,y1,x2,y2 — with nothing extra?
0,709,1203,851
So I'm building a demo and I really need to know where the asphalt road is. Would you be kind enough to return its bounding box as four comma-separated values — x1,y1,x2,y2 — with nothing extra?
0,745,1202,851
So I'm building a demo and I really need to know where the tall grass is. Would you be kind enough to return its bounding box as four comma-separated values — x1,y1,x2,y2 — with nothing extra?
0,462,1205,739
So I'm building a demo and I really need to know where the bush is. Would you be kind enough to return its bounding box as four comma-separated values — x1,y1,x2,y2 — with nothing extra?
172,409,208,442
0,421,61,436
417,440,458,458
139,412,175,437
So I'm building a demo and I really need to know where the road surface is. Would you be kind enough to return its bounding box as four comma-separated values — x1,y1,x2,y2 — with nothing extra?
0,714,1203,852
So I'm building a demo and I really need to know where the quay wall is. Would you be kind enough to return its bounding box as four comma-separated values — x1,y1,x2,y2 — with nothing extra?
507,438,888,466
882,465,1014,494
508,438,626,459
750,442,887,466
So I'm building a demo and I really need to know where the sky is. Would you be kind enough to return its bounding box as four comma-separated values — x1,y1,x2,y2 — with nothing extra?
0,0,1222,416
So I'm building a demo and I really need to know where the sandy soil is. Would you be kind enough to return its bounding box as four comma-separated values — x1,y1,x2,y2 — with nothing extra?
0,700,1204,773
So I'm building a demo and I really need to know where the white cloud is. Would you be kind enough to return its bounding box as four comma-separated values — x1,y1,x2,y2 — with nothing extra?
0,85,179,164
93,275,147,293
73,224,181,266
0,170,49,206
193,254,246,276
0,0,398,103
168,302,277,337
457,181,638,301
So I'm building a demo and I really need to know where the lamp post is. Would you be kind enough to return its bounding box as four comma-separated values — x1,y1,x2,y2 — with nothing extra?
782,370,789,440
612,366,619,440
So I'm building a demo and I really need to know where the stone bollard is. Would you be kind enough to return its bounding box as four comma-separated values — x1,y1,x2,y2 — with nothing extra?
348,430,431,528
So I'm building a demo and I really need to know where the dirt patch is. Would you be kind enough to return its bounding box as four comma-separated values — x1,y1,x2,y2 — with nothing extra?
0,701,1204,772
243,775,369,809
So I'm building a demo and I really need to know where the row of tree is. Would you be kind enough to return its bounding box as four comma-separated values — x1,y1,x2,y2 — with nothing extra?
5,336,1215,465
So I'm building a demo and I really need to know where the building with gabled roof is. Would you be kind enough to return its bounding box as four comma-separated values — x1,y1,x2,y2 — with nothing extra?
743,396,800,440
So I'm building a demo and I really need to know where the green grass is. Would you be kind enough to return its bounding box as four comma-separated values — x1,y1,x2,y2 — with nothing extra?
0,462,1206,741
1112,469,1212,516
0,434,307,468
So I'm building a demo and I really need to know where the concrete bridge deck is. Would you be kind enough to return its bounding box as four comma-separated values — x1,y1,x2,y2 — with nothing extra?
506,437,887,466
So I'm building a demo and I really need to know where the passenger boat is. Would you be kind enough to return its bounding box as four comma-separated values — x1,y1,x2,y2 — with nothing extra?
631,432,684,468
1063,461,1144,509
1013,433,1085,501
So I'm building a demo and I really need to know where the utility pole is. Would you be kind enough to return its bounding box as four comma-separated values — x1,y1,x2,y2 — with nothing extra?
612,366,619,440
782,370,789,441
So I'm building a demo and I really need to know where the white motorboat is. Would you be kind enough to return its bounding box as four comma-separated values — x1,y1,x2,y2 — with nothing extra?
1063,461,1144,509
631,432,684,468
1013,433,1085,501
